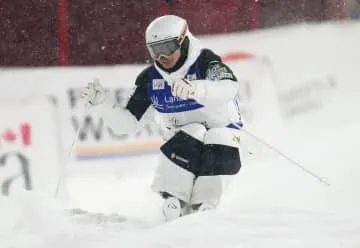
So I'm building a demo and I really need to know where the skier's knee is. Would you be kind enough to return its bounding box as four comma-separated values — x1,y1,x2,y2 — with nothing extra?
151,123,207,202
201,128,242,176
190,128,242,207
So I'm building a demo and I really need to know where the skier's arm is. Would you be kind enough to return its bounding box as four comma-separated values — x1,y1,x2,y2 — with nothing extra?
99,93,153,135
103,67,154,134
82,68,153,135
192,59,239,105
171,49,239,106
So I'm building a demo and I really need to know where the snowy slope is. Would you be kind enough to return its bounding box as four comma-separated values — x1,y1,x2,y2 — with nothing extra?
1,116,360,248
2,127,360,248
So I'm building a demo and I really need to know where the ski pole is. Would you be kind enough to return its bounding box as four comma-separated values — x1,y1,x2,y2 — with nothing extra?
231,122,331,187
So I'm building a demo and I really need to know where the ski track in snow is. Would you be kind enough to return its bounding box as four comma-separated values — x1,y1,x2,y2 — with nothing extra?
1,142,360,248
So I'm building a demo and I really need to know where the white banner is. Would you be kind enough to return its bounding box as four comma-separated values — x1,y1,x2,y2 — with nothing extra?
0,66,165,161
0,97,63,197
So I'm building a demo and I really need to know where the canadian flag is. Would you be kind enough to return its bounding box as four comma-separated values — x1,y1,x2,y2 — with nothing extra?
0,123,31,148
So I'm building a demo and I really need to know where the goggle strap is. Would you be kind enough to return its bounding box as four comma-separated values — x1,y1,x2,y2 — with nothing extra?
177,24,188,45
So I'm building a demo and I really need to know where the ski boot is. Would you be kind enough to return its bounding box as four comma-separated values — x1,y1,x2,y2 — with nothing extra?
161,192,187,221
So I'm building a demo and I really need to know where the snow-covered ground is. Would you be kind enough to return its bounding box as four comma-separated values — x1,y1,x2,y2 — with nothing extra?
1,116,360,248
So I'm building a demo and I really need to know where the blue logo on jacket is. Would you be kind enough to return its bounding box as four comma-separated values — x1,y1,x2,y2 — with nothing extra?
148,63,204,113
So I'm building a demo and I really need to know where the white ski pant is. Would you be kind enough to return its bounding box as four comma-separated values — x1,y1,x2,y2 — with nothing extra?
151,123,242,207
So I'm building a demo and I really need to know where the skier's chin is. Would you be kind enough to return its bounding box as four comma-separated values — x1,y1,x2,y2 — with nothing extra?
158,59,176,69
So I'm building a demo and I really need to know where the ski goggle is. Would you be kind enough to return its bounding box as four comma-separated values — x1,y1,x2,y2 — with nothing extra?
146,38,180,60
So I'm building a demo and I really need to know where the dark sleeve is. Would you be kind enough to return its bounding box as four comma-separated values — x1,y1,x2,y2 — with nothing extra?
125,67,152,121
198,49,237,81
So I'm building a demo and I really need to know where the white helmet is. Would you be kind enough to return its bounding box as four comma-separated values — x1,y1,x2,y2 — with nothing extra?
145,15,189,60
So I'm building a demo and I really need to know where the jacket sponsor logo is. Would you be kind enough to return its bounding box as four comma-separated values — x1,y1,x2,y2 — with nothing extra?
152,79,165,90
171,153,189,164
150,96,165,110
206,62,234,81
232,135,241,144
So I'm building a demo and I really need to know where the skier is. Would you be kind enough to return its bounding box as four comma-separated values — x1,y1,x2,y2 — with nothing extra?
81,15,243,220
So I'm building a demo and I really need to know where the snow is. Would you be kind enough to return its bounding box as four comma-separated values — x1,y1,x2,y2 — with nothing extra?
2,118,360,248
